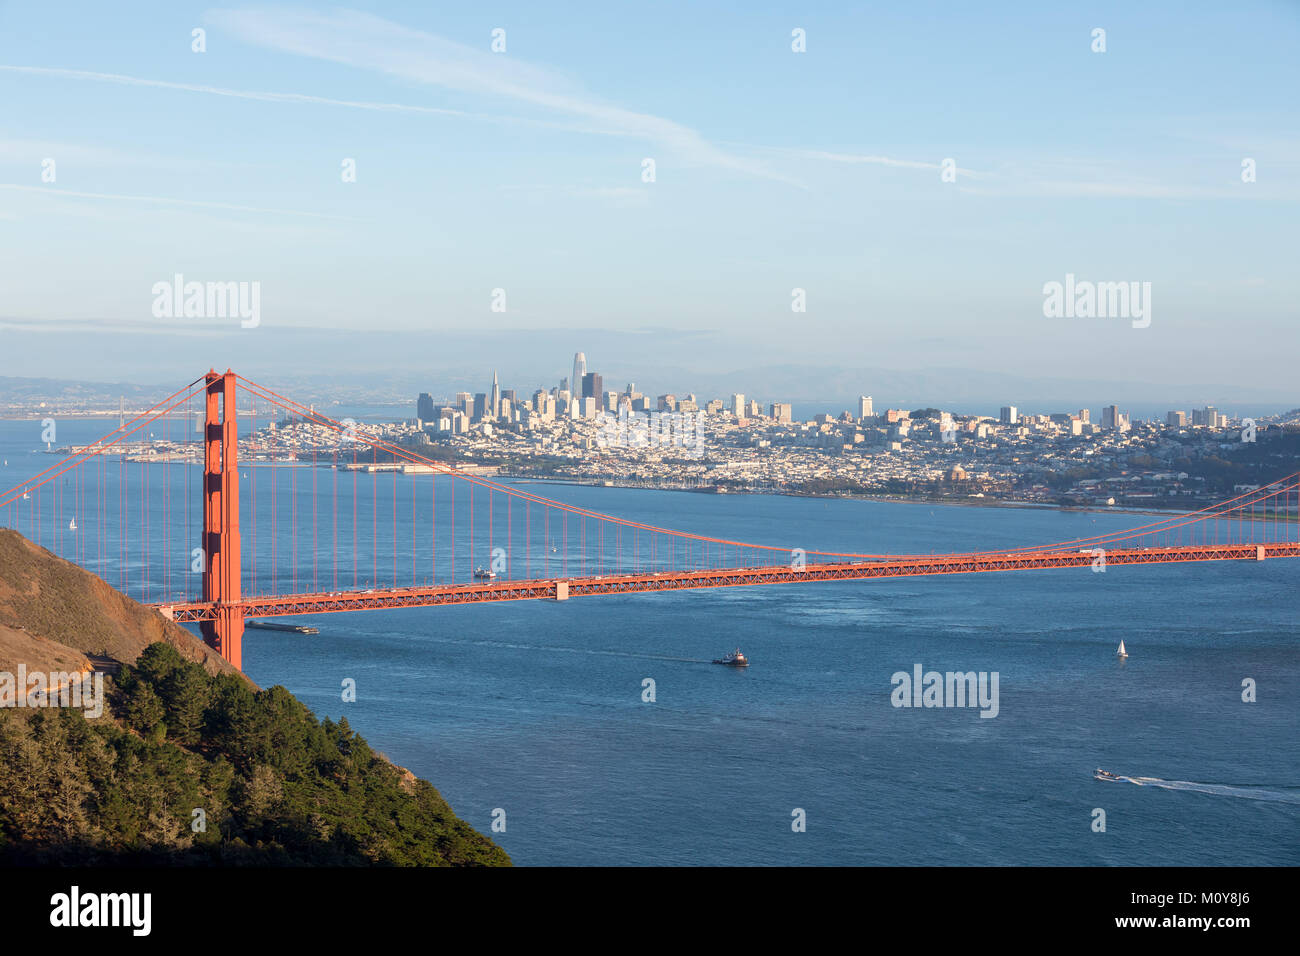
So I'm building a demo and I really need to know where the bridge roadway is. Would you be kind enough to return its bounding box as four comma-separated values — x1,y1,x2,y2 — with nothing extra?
157,541,1300,622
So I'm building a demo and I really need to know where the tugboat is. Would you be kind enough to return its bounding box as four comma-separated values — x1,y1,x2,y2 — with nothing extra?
473,566,497,580
1094,768,1121,782
712,648,749,667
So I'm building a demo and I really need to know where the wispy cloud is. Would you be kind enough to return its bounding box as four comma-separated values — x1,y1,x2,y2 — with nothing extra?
0,134,233,173
498,183,652,208
0,64,472,118
959,180,1290,199
953,155,1300,200
751,146,982,178
0,183,354,219
204,6,802,186
0,64,649,142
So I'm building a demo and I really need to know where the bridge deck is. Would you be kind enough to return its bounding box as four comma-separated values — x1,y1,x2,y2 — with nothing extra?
157,542,1299,622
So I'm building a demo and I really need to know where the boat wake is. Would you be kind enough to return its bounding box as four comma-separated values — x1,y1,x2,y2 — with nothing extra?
1116,776,1300,804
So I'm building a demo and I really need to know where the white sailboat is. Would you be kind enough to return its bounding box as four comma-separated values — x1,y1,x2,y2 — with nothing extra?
1116,640,1128,659
68,518,77,531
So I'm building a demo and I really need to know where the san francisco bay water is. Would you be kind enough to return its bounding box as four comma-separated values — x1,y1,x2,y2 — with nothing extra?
3,417,1296,865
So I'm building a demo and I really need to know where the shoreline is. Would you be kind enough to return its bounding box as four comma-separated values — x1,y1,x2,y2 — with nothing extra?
501,475,1270,521
8,420,1290,524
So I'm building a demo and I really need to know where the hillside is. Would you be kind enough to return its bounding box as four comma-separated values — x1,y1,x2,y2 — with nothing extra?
0,529,510,866
0,527,239,680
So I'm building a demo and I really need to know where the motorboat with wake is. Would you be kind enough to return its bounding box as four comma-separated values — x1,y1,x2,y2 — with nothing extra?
247,619,319,634
1094,768,1123,782
712,648,749,667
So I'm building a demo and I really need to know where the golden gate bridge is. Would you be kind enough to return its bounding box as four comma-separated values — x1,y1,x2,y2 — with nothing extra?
2,369,1297,671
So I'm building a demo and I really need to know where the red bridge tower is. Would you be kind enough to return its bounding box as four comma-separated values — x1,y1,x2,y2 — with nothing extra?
200,369,244,669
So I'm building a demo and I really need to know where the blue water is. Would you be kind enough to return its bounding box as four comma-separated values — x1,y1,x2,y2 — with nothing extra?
2,418,1297,865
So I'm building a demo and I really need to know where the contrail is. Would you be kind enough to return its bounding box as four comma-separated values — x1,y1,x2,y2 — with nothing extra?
0,64,628,137
0,64,473,117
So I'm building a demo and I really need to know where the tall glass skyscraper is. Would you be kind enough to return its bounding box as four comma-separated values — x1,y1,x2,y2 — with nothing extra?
571,352,586,418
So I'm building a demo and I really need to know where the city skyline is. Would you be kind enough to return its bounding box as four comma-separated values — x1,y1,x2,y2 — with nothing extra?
405,351,1267,434
4,340,1296,426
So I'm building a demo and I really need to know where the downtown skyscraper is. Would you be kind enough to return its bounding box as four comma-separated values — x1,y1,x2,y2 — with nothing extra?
571,352,587,418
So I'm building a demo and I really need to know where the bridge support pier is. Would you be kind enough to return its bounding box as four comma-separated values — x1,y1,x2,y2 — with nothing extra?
199,370,244,670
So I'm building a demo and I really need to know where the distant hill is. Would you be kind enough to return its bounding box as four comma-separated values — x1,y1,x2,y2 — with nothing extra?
0,375,170,413
0,529,509,866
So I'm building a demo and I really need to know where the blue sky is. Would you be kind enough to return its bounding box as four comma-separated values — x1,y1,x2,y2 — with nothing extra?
0,1,1297,396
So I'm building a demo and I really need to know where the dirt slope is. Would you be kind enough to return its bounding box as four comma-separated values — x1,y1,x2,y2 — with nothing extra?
0,528,246,680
